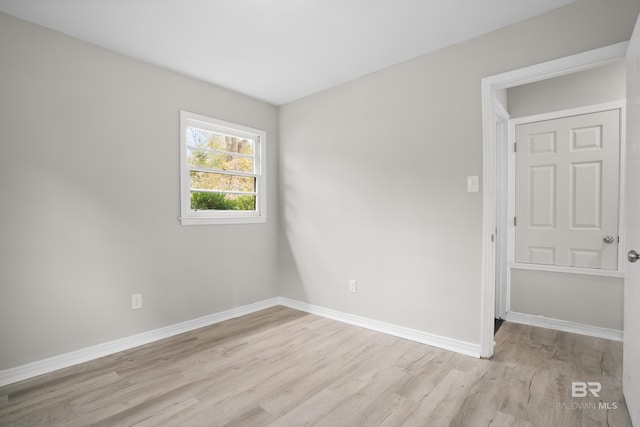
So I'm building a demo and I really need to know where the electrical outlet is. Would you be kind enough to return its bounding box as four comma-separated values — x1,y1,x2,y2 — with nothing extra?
349,279,357,293
131,293,142,310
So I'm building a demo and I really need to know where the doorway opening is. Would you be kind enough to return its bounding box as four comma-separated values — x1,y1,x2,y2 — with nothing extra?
480,42,629,358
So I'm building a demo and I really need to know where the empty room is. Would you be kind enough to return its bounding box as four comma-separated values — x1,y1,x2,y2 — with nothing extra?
1,0,640,425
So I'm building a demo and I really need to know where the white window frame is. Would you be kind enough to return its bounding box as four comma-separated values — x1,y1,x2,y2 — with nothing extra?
179,111,267,225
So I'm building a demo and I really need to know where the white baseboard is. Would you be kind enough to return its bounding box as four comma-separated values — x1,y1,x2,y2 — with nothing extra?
505,311,623,341
0,298,281,387
278,297,481,358
1,296,482,387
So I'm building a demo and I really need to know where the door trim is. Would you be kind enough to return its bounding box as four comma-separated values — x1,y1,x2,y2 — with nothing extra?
480,41,628,358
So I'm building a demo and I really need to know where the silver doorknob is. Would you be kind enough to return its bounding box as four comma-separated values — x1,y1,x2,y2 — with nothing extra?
629,250,640,263
603,235,616,244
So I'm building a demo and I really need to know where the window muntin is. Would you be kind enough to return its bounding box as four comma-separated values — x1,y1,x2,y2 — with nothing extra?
180,111,266,225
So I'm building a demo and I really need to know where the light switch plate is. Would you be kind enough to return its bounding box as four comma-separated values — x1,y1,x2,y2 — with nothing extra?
467,175,480,193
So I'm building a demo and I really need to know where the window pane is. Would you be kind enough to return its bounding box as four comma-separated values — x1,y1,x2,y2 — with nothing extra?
190,171,255,193
187,148,254,173
191,192,256,211
186,127,254,155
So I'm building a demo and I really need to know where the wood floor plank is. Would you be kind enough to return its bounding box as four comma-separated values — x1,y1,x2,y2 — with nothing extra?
487,411,533,427
0,371,123,426
131,397,200,427
0,307,631,426
313,367,411,427
265,388,351,427
402,368,481,426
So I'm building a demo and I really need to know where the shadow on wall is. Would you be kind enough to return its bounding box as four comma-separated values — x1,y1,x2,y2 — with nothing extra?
278,156,326,304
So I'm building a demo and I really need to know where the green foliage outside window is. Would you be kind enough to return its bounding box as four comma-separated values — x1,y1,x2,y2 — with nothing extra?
191,192,256,211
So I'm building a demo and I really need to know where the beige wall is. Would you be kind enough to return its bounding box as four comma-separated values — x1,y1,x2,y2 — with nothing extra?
506,55,626,330
0,13,279,370
496,89,508,111
510,270,624,329
507,60,626,118
279,0,639,345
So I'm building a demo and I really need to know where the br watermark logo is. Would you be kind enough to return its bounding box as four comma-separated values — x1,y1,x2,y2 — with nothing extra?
571,381,601,398
555,381,618,410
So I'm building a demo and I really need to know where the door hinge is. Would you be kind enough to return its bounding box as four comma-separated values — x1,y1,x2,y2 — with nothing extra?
514,142,517,153
513,216,517,226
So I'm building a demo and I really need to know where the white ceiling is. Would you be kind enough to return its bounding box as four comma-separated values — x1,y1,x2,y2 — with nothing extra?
0,0,577,105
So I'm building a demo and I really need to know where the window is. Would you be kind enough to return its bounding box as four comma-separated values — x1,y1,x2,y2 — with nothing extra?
180,111,267,225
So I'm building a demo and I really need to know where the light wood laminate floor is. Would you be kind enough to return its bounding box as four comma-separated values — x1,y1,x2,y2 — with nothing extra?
0,306,630,426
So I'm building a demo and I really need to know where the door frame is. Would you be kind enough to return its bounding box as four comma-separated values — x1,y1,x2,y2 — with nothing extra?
480,41,628,358
495,102,510,319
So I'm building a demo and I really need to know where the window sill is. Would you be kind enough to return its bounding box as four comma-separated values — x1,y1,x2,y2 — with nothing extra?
179,216,267,225
510,262,624,278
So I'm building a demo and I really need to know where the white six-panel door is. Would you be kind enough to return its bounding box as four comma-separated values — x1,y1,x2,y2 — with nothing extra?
514,109,620,270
